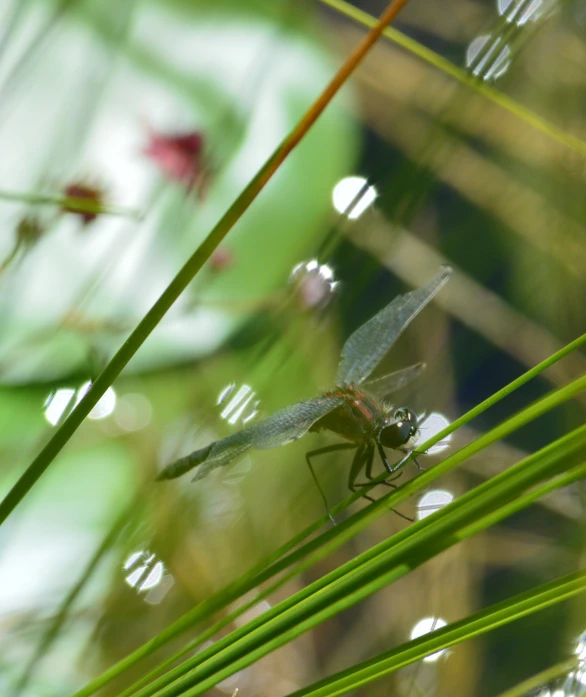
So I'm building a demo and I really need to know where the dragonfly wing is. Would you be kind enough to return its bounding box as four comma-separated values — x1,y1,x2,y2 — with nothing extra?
362,362,426,400
336,266,451,386
158,395,345,482
157,435,249,481
246,396,345,450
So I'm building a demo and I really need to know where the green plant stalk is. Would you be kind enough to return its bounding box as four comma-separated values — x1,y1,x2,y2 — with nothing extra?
458,460,586,543
118,422,586,697
319,0,586,158
11,492,145,697
285,567,586,697
0,188,140,219
0,0,410,529
0,237,23,274
494,658,579,697
81,344,586,697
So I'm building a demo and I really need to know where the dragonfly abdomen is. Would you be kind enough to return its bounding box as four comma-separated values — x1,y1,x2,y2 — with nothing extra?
157,442,214,480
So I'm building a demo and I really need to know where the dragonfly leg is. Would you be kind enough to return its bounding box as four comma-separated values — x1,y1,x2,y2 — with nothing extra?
348,445,378,504
377,445,414,522
347,445,367,490
353,445,396,489
350,446,413,522
306,443,357,525
377,444,405,486
400,447,426,472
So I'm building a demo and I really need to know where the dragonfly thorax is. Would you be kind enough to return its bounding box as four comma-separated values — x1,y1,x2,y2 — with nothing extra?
377,407,419,449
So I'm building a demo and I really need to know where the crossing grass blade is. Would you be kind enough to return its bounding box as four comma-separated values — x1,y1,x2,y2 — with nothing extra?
492,659,581,697
284,566,586,697
319,0,586,158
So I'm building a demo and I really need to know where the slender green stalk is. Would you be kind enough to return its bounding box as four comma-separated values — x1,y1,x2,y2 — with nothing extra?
106,423,586,697
458,460,586,540
494,658,579,697
319,0,586,158
0,238,23,274
0,0,410,530
11,493,145,697
73,343,586,697
285,570,586,697
0,188,140,219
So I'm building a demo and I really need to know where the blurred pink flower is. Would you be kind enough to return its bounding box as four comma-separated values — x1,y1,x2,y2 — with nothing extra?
144,129,207,193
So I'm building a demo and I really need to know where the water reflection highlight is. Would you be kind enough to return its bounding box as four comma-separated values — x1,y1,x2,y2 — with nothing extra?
44,388,76,426
413,412,452,454
417,490,454,520
115,393,153,431
290,259,337,309
88,386,117,420
45,382,117,425
466,35,511,80
123,549,171,599
497,0,547,24
410,617,448,663
218,383,260,426
332,176,377,219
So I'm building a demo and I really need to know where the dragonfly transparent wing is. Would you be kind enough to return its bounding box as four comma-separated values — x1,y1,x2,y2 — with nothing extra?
362,362,426,401
158,395,345,482
336,266,451,386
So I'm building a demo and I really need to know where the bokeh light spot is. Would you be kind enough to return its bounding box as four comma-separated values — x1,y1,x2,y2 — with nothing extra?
410,617,449,663
417,490,454,520
44,388,76,426
466,35,511,80
88,387,117,420
332,176,377,219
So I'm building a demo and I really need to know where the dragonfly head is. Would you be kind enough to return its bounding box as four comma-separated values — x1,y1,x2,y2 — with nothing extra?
378,407,419,449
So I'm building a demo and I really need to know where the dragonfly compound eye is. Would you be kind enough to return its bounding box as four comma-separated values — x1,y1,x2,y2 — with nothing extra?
379,420,412,448
394,407,418,432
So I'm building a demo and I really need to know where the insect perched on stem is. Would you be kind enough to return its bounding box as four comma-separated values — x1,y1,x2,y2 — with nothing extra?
158,266,452,520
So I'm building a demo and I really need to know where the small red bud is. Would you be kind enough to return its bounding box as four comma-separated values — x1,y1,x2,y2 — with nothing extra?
62,183,105,225
16,215,44,245
209,247,234,272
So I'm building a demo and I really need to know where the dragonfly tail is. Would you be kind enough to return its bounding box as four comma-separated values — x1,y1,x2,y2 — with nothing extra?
157,443,214,480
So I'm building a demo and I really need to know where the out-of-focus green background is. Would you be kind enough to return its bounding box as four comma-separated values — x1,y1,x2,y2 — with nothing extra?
0,0,585,696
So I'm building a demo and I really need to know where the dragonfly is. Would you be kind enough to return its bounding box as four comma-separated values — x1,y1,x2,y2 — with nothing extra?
158,266,452,518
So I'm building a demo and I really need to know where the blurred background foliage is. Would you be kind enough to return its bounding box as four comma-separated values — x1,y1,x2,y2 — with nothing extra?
0,0,585,696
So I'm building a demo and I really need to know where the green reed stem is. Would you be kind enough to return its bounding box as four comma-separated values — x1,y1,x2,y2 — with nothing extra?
11,492,146,697
286,569,586,697
0,188,140,219
494,658,579,697
320,0,586,158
